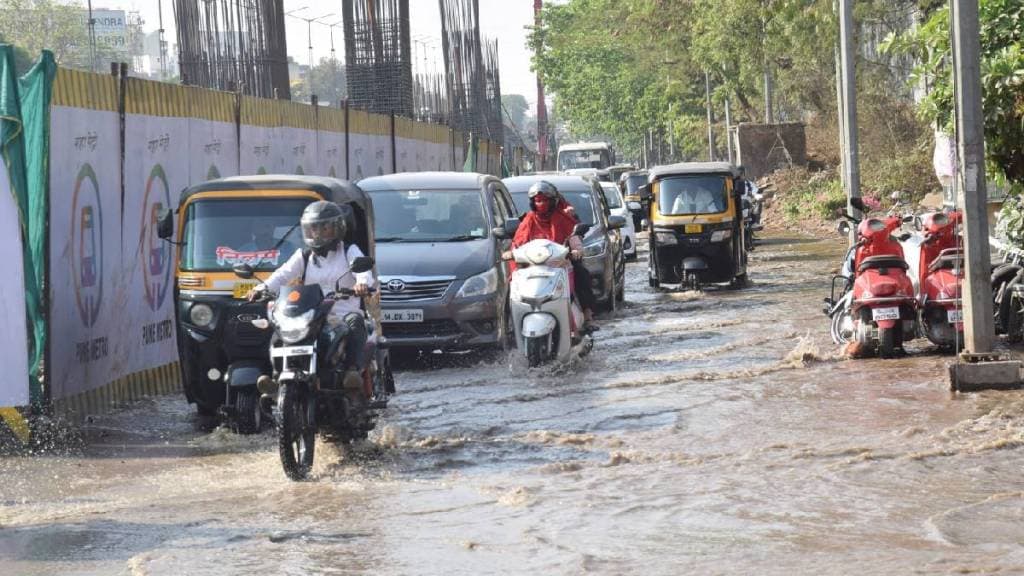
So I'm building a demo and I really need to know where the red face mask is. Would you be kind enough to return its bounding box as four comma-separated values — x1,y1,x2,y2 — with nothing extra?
533,196,551,213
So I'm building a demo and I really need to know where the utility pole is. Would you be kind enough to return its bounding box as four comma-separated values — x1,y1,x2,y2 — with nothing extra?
838,0,861,230
833,0,846,193
704,71,716,162
762,13,773,124
951,0,993,354
725,97,734,165
87,0,97,72
157,0,167,80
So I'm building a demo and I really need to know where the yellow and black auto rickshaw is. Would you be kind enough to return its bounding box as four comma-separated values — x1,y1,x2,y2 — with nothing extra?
157,175,391,432
639,162,749,290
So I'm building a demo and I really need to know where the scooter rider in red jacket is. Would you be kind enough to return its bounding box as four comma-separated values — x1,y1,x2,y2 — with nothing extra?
511,181,597,326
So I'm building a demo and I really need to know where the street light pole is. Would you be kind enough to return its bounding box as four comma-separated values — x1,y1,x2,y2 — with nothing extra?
87,0,97,72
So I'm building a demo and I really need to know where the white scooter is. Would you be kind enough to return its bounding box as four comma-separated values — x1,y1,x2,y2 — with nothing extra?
509,235,594,367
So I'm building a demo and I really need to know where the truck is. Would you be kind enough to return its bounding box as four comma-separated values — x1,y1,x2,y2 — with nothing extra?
557,142,615,171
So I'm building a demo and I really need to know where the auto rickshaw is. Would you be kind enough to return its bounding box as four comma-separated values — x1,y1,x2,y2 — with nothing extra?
157,175,392,432
639,162,749,290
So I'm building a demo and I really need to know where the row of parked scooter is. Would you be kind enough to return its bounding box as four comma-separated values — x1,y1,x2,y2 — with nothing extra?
823,194,964,358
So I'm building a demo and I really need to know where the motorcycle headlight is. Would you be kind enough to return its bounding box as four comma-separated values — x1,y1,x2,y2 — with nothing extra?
655,232,678,245
189,303,214,328
710,229,733,243
583,238,607,257
274,309,315,343
456,267,500,299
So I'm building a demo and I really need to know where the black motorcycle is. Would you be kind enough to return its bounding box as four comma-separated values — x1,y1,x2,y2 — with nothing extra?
254,257,392,480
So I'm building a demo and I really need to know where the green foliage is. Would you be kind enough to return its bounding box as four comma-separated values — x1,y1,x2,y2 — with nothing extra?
775,169,847,222
886,0,1024,187
0,0,126,71
292,57,347,105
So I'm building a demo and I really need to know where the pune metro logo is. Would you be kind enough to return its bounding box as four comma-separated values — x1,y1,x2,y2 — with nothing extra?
141,164,172,311
71,163,103,327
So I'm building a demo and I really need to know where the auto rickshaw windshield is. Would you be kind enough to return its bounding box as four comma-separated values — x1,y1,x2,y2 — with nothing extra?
623,174,647,195
658,175,728,216
180,197,311,271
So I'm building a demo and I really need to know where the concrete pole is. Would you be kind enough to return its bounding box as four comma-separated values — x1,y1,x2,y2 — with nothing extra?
705,71,716,162
951,0,994,353
834,17,846,193
725,97,734,165
838,0,861,227
87,0,97,73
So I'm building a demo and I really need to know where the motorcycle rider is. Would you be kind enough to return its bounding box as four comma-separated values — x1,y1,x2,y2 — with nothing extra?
247,201,375,391
511,180,597,327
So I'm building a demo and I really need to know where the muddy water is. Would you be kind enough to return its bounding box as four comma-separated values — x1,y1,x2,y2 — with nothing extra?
5,234,1024,575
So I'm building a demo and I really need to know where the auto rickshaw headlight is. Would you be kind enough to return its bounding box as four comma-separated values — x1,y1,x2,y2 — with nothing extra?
654,232,678,245
710,229,733,243
189,303,214,328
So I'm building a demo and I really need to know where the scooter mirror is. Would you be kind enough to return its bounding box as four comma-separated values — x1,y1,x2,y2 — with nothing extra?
573,223,591,236
914,216,923,231
836,221,851,236
350,256,374,274
902,214,916,224
891,190,902,202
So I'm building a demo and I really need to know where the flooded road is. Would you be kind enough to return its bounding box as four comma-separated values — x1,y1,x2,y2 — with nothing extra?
5,233,1024,575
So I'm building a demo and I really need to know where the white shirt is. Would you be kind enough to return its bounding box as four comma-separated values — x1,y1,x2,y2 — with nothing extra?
671,188,718,214
262,243,375,320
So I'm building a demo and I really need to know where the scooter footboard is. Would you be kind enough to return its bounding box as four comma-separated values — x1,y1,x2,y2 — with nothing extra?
522,312,558,338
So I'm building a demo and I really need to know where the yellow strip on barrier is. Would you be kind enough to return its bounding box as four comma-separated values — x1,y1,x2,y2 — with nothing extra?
53,362,182,424
52,68,118,111
0,407,30,444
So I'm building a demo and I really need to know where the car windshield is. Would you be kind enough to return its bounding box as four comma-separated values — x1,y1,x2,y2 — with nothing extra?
658,175,728,216
600,184,623,209
370,189,488,242
181,197,311,271
510,189,597,225
558,149,610,170
623,174,647,195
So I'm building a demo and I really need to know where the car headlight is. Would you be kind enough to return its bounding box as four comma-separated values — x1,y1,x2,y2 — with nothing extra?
189,303,214,328
710,229,733,242
457,267,499,299
583,238,607,257
654,231,678,245
274,309,315,343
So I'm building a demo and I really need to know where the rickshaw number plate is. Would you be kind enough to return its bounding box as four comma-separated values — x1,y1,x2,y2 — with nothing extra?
871,307,900,321
948,309,963,323
232,281,258,299
684,224,703,233
383,309,424,323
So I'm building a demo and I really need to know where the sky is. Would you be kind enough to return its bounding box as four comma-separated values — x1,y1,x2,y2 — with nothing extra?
128,0,540,105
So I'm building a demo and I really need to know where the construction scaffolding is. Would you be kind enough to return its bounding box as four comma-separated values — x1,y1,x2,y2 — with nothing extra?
439,0,503,147
342,0,414,117
173,0,290,99
413,72,448,124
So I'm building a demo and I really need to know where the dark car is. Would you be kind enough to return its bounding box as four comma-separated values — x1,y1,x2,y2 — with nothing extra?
503,174,627,309
358,172,519,351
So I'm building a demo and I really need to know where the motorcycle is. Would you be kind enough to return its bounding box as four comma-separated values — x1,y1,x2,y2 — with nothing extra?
508,227,594,367
904,211,964,349
254,257,392,481
824,199,919,358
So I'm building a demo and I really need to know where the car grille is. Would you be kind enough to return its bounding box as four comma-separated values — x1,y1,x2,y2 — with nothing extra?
384,320,461,339
380,278,454,302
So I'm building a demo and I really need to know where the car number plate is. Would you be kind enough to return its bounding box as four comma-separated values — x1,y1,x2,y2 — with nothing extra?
383,309,424,323
684,224,703,234
232,281,258,299
871,306,900,321
947,308,963,323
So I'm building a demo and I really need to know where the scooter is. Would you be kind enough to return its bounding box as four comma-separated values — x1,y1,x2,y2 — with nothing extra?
508,231,594,368
824,199,918,358
908,211,964,349
253,257,392,481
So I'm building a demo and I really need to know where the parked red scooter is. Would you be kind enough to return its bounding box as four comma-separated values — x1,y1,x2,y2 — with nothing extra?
825,199,918,358
914,211,963,348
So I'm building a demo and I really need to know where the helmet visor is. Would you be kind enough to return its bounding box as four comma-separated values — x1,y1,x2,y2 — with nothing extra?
302,220,337,249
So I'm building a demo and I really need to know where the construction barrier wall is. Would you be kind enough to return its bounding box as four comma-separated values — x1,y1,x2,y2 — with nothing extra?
38,65,501,423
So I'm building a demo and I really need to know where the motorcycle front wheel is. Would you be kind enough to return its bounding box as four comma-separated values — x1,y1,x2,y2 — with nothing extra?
278,383,316,481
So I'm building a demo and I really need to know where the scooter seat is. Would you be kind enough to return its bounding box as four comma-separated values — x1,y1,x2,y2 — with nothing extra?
857,256,908,274
928,249,963,273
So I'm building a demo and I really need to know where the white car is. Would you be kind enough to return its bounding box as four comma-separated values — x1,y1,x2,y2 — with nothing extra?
599,181,638,260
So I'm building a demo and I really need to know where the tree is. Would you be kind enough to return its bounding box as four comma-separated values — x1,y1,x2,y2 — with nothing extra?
887,0,1024,188
502,94,529,133
291,57,347,105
